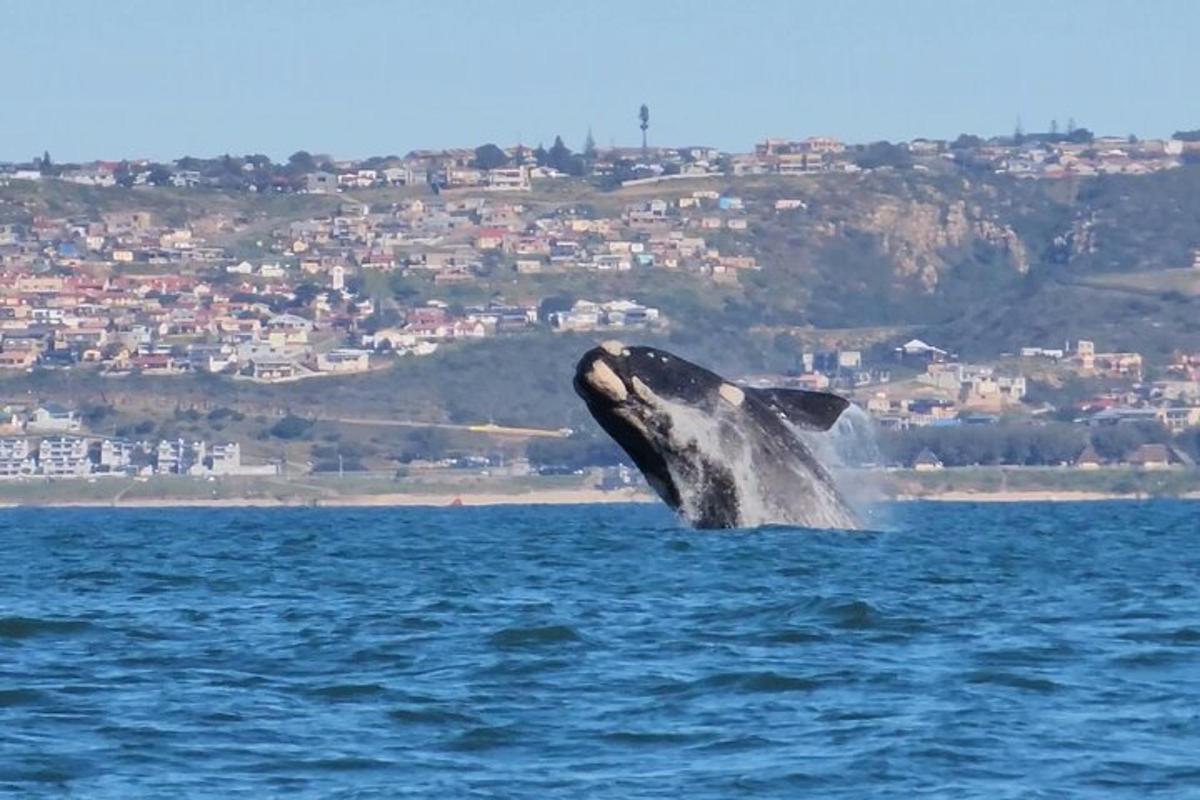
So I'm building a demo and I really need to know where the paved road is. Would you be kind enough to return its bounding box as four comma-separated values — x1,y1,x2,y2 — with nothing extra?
324,416,571,439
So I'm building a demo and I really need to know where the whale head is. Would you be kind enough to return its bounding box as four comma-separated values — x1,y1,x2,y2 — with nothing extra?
573,341,728,511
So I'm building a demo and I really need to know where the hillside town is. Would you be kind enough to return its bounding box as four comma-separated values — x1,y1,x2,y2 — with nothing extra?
0,197,676,381
2,127,1200,480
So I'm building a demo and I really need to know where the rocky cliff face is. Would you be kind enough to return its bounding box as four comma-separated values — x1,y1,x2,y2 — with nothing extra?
832,197,1029,291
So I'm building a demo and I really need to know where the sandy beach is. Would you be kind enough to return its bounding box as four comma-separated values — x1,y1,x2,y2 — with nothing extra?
0,487,659,510
3,486,1198,509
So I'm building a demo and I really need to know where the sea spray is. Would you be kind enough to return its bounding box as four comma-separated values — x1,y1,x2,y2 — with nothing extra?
656,396,861,530
795,403,888,529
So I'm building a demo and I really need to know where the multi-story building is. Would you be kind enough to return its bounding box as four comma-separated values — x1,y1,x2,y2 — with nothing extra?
0,438,36,479
157,439,205,475
100,439,135,472
38,436,91,476
208,442,241,475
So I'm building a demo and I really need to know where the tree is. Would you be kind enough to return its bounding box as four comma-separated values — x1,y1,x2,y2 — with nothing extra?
582,127,597,160
290,282,323,307
639,104,650,152
1066,127,1094,144
532,143,548,166
547,135,573,173
38,150,53,175
853,141,912,170
473,143,508,170
287,150,317,173
146,164,173,186
538,294,575,321
950,133,983,150
269,415,312,440
114,161,135,188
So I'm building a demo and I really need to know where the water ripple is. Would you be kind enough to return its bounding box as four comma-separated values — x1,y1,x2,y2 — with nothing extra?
0,501,1198,798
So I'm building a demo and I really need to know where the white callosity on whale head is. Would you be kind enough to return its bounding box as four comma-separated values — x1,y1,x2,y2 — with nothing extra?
585,359,627,402
599,339,625,357
718,383,745,407
629,375,658,404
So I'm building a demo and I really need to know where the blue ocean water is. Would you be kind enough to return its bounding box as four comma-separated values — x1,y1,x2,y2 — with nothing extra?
1,502,1198,799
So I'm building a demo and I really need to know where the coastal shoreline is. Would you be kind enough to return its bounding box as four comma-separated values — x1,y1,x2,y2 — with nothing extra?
1,487,1197,509
0,488,657,510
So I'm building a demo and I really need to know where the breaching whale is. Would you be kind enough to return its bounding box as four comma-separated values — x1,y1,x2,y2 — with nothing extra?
574,342,860,529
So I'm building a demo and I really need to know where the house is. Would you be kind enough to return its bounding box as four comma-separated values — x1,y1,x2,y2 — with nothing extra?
187,343,238,373
0,350,36,370
208,442,241,475
130,353,186,374
1156,406,1200,432
485,167,531,191
315,349,370,373
1074,445,1102,470
475,228,508,250
896,339,950,364
1126,443,1171,470
912,448,944,471
266,313,313,345
250,359,299,382
27,404,80,433
305,172,337,193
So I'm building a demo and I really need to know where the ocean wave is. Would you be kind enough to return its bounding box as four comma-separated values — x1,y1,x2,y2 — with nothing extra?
0,616,93,640
488,624,583,649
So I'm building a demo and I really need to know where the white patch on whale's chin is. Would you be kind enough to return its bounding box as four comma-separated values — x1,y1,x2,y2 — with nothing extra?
586,360,627,402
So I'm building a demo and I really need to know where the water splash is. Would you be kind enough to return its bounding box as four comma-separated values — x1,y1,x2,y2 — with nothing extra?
796,404,887,529
654,397,861,530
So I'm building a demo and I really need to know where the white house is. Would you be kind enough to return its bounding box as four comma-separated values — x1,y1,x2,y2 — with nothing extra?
27,405,80,433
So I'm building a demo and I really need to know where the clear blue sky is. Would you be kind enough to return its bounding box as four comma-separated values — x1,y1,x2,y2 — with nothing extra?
2,0,1195,162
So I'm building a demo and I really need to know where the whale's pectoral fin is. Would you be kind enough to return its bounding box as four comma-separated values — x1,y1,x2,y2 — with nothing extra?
750,388,850,431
